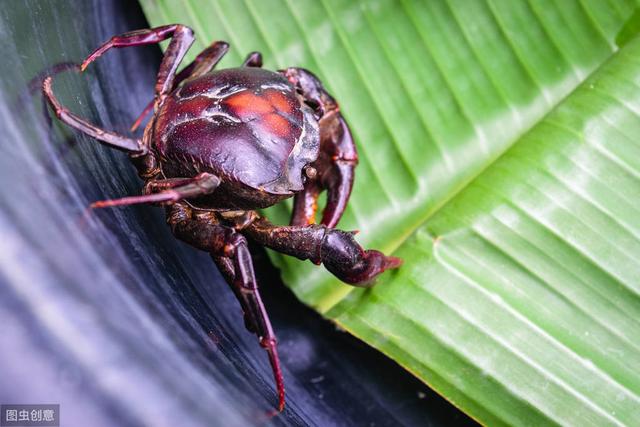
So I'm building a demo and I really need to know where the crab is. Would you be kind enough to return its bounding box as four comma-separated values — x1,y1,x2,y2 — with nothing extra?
43,24,402,412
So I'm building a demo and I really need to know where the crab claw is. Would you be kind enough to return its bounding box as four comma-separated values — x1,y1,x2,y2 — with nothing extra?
291,115,358,228
338,250,402,287
321,160,356,228
290,181,321,227
320,116,358,228
321,229,402,286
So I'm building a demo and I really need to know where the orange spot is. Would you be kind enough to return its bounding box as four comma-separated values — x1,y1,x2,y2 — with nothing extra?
225,91,273,117
262,113,291,137
265,89,293,114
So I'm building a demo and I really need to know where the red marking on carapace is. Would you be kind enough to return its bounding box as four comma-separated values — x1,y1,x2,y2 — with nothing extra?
264,89,293,115
172,96,212,116
263,113,292,138
225,91,273,117
223,90,295,139
155,96,214,136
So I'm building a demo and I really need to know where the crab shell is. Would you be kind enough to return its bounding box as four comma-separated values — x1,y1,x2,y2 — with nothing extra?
151,67,320,210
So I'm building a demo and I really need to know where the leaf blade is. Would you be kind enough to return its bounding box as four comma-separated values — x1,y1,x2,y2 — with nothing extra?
140,0,640,424
329,36,640,425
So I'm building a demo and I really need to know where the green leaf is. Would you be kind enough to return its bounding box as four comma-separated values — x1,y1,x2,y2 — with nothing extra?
140,0,640,424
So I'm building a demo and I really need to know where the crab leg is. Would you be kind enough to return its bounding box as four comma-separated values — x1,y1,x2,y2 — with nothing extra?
211,248,284,413
42,75,143,153
131,41,230,131
90,173,219,209
242,51,263,67
243,215,401,285
81,24,195,107
43,25,198,154
167,204,285,412
281,67,358,228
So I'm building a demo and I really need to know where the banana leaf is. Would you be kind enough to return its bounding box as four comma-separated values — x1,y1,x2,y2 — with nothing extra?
140,1,640,425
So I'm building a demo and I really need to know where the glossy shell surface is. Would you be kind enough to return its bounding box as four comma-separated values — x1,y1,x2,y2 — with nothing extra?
153,68,319,203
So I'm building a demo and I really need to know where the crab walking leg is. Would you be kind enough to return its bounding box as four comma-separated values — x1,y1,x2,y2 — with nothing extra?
211,248,285,413
243,216,402,285
180,41,230,81
81,24,195,106
211,255,256,331
281,67,358,228
42,76,143,153
242,51,263,67
210,254,266,338
167,205,285,412
131,41,231,131
90,173,220,209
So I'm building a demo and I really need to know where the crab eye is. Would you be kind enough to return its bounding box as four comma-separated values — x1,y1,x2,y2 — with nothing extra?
303,165,317,180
